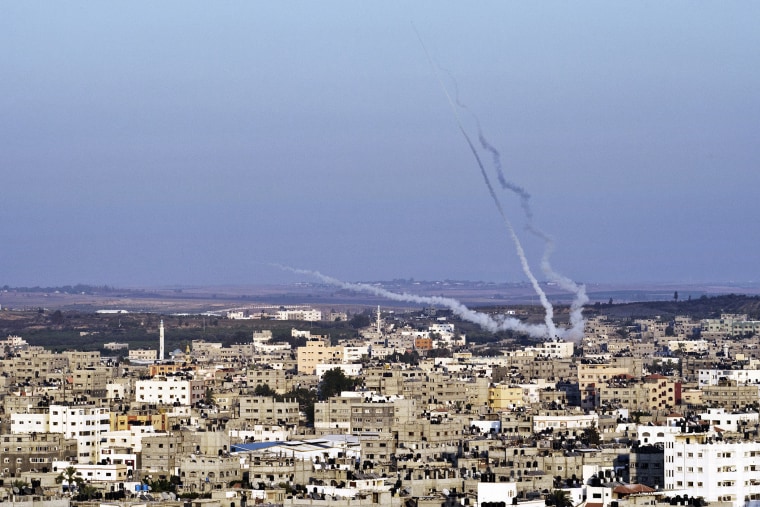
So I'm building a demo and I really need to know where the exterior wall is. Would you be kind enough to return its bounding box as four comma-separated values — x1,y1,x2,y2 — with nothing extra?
0,432,77,476
532,413,598,433
314,395,364,434
701,384,760,409
238,396,300,427
488,386,525,410
129,349,157,362
629,445,665,488
142,432,195,473
10,405,111,465
578,363,635,408
664,431,760,507
178,454,242,493
247,367,290,394
134,376,205,406
297,339,342,375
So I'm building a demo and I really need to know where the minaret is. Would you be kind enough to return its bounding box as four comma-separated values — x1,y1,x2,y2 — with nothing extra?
376,306,381,334
159,319,165,361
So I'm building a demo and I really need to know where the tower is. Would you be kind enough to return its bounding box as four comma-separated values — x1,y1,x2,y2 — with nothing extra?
159,319,165,361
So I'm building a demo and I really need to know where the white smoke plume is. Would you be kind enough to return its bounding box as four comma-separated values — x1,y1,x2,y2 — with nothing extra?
277,265,552,338
414,27,558,338
476,129,588,340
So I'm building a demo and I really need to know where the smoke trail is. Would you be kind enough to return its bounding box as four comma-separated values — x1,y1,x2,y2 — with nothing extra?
434,44,588,341
477,128,533,219
475,129,588,339
276,265,551,337
413,27,557,338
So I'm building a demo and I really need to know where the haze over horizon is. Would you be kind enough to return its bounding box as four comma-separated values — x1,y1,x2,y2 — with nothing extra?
2,2,759,289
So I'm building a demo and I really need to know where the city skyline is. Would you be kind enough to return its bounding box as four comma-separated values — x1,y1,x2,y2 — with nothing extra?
2,2,759,289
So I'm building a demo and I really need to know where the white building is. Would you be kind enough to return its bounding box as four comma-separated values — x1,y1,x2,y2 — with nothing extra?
525,340,574,358
664,430,760,507
52,460,129,484
667,339,709,354
532,413,598,433
128,348,157,362
11,404,111,464
315,363,362,378
698,368,760,386
342,345,370,363
98,425,158,474
477,482,517,507
698,407,759,432
277,308,322,322
135,376,205,406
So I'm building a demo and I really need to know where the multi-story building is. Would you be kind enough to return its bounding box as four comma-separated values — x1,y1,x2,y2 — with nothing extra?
246,367,290,394
128,349,157,363
664,429,760,507
238,396,300,427
63,351,100,370
488,385,525,410
178,454,242,493
598,375,680,412
701,382,760,410
0,432,77,476
702,314,760,337
296,338,342,375
578,362,635,409
134,375,205,406
10,404,111,464
699,368,760,387
276,307,322,322
141,432,197,475
110,412,170,432
70,366,110,397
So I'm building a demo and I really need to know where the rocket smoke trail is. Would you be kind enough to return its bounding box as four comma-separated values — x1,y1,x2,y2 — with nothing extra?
414,27,558,338
277,265,552,337
477,129,589,340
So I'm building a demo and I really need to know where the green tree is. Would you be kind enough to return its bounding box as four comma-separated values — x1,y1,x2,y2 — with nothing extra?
253,383,277,397
55,466,83,493
12,479,29,492
320,368,358,400
75,484,99,501
546,489,573,507
146,476,179,493
580,425,601,446
50,310,64,325
349,313,371,329
283,387,318,425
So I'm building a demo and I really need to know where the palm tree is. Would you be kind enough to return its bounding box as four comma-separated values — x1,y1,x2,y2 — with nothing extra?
55,466,82,494
546,489,573,507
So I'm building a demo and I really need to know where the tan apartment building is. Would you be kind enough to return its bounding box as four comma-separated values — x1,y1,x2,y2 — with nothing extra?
296,338,342,375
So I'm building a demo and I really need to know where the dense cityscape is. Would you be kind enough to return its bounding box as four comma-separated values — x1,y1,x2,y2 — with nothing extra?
1,299,760,507
4,3,758,507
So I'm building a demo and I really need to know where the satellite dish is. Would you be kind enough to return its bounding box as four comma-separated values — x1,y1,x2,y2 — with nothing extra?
442,489,450,497
12,487,19,494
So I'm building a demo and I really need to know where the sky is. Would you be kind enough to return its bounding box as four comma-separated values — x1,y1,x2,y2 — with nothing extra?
1,2,759,289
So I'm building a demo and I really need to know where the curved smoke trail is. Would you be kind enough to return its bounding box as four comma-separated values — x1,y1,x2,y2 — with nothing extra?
414,27,557,338
276,265,551,337
477,130,588,340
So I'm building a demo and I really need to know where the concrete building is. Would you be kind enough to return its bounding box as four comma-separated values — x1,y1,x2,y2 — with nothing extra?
238,396,301,427
0,432,77,476
297,338,342,375
134,375,205,406
10,404,111,464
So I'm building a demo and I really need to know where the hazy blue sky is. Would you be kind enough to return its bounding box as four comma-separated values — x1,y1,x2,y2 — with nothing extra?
2,2,758,288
